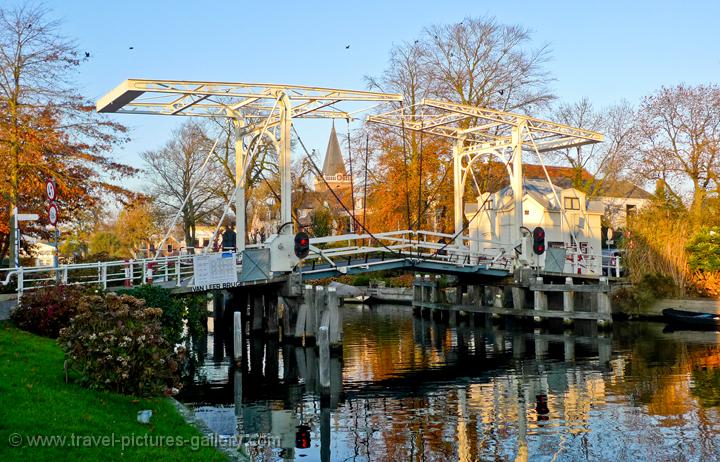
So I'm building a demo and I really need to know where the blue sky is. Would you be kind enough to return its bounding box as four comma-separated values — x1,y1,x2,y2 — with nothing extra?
19,0,720,191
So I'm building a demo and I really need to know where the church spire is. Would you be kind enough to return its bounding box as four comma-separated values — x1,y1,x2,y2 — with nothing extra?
321,121,347,177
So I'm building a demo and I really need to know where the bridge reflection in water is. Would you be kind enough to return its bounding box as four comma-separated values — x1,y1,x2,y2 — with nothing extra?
178,304,720,461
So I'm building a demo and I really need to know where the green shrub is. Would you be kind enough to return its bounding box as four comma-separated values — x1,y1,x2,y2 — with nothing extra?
118,285,184,344
184,294,208,337
351,274,371,286
613,273,677,315
59,293,180,396
687,226,720,272
11,285,93,338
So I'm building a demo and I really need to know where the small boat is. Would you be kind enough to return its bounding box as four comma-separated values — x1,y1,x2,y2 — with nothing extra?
662,308,720,328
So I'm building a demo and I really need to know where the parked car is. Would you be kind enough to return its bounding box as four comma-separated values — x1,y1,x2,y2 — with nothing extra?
602,248,625,277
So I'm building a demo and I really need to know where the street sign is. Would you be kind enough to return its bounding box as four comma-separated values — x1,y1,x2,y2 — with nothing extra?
46,179,57,201
16,213,39,222
48,204,58,225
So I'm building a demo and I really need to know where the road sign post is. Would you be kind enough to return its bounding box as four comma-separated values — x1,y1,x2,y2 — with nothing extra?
46,179,59,280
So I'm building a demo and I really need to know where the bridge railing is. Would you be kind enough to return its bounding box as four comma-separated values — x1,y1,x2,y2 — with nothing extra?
0,254,198,293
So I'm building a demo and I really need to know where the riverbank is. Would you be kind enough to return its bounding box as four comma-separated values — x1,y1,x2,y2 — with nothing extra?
0,322,226,461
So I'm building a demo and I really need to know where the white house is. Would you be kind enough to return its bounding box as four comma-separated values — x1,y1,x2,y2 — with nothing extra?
465,179,604,274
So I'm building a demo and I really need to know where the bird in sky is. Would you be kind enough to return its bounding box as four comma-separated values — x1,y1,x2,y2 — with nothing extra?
499,89,505,96
129,46,134,50
84,52,90,58
345,45,350,49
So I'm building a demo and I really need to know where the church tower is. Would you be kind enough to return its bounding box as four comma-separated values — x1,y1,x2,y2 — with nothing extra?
315,122,352,193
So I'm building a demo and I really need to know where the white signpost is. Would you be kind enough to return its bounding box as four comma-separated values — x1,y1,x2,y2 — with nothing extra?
48,204,58,226
192,252,239,290
46,179,60,276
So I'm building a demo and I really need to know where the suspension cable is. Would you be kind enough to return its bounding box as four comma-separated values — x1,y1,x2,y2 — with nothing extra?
153,134,221,260
292,124,409,259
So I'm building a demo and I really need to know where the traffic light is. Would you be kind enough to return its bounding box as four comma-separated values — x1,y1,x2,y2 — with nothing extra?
532,226,545,255
295,425,311,449
294,231,310,259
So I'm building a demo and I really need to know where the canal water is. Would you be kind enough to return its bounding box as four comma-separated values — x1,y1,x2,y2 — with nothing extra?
178,304,720,461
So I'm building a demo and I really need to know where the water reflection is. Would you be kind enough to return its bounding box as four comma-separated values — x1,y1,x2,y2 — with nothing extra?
179,304,720,461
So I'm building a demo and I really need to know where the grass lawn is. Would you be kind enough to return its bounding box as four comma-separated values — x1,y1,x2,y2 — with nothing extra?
0,322,226,461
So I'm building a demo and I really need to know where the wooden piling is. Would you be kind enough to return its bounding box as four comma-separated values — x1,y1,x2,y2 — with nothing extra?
233,311,243,362
251,292,264,331
265,291,278,335
318,325,330,389
327,287,342,346
533,277,547,323
563,277,575,326
597,276,612,328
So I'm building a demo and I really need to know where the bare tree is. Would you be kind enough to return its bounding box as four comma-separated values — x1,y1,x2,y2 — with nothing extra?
362,16,555,232
142,121,222,250
549,98,636,194
423,17,554,114
634,83,720,220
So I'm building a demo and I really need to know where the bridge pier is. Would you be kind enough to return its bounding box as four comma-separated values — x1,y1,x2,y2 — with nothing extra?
265,290,279,336
251,292,264,332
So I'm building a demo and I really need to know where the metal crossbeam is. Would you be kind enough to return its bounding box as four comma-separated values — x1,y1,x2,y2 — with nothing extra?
97,79,402,118
367,99,603,152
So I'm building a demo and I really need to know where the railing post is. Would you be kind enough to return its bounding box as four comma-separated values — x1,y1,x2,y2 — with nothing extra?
141,261,147,284
17,267,24,295
62,266,68,284
175,257,181,287
97,262,102,285
615,256,621,278
101,263,107,290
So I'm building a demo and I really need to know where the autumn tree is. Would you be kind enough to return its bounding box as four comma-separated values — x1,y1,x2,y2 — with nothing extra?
363,16,555,233
0,3,133,266
142,121,222,251
634,83,720,222
115,200,159,258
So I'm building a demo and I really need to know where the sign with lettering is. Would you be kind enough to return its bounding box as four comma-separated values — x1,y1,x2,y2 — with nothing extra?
193,252,238,288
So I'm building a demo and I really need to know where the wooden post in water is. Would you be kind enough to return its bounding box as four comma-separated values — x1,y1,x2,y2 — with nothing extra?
423,275,431,303
251,291,264,331
327,287,342,347
564,331,575,362
265,291,278,335
318,325,330,389
563,277,575,326
413,274,422,304
314,286,326,338
512,287,525,311
533,277,547,323
597,276,612,328
233,311,243,362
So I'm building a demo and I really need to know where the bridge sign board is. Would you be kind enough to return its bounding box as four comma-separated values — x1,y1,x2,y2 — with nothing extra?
192,252,238,289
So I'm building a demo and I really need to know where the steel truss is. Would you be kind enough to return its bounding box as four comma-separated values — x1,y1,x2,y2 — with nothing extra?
97,79,402,250
367,100,603,257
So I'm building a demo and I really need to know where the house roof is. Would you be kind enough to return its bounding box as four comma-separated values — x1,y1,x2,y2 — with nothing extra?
321,123,347,177
595,179,653,199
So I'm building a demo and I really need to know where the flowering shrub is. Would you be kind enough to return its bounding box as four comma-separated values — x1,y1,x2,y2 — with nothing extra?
59,293,181,396
118,285,184,344
11,285,92,338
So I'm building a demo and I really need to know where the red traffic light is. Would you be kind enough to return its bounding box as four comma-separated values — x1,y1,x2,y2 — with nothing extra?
295,425,311,449
532,226,546,255
294,231,310,259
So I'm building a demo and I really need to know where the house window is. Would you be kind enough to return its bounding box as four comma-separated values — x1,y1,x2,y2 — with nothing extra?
167,244,173,253
626,204,636,216
524,210,530,215
564,197,580,210
202,239,210,247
